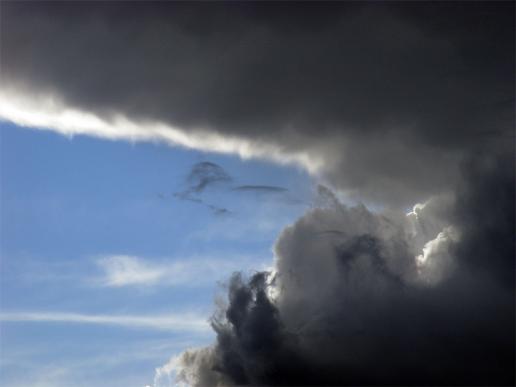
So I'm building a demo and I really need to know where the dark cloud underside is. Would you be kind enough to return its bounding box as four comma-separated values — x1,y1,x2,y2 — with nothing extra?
177,152,515,386
2,1,513,204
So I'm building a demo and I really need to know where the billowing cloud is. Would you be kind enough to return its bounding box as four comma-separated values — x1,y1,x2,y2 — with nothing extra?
1,2,513,205
415,226,458,285
165,153,514,386
0,2,513,386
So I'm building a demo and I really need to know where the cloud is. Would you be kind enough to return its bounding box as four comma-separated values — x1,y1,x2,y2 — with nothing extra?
1,336,211,387
415,226,459,285
94,254,268,288
0,311,210,333
169,153,514,386
231,185,302,205
172,162,233,215
171,162,301,215
0,90,321,173
0,3,513,385
154,348,227,387
96,255,168,287
232,185,288,193
1,2,512,205
1,365,71,387
185,162,232,194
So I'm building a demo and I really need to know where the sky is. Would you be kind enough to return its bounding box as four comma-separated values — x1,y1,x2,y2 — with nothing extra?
0,121,311,386
0,2,514,387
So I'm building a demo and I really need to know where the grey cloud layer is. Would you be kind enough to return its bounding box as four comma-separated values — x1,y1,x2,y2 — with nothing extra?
172,152,514,386
2,2,513,205
2,3,514,385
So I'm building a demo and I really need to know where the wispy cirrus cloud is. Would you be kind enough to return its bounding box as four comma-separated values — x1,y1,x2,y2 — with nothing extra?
0,311,210,333
172,161,233,215
169,161,304,216
0,337,212,387
95,255,167,287
94,254,268,288
232,185,288,193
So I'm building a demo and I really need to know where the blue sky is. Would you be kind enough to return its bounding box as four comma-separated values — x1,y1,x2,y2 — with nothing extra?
0,122,311,387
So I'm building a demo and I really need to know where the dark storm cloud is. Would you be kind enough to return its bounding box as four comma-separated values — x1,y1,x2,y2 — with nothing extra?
2,1,513,205
175,152,515,386
451,151,515,289
2,3,514,385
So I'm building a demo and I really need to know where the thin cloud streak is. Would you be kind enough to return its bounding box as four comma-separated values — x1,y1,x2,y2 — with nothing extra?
232,185,288,193
94,254,268,288
170,162,301,215
0,311,211,333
